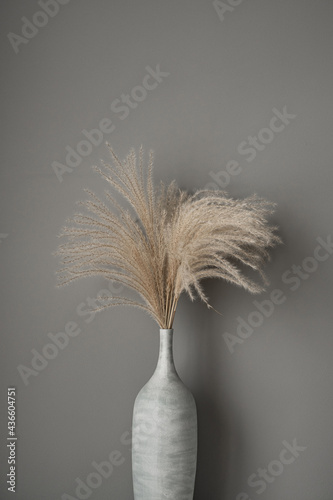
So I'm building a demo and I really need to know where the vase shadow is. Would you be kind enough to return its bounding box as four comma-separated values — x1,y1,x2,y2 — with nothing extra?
178,285,246,500
194,391,234,499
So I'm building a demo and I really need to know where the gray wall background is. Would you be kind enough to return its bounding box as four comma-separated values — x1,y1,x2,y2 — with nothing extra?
1,0,333,498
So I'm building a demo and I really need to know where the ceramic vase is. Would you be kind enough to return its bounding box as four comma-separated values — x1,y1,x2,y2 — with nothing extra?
132,328,197,499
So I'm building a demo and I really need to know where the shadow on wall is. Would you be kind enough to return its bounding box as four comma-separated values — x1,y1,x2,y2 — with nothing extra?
179,281,245,500
194,388,240,500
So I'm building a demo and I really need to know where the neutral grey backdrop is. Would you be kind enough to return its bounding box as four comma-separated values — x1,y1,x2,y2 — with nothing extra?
1,0,333,499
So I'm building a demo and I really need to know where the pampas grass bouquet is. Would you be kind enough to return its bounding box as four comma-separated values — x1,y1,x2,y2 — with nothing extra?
54,144,281,327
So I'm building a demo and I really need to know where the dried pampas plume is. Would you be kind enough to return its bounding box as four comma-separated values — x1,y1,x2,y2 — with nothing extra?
54,145,281,328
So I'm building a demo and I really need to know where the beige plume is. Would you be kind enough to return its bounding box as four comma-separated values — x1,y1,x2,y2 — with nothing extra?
54,145,281,328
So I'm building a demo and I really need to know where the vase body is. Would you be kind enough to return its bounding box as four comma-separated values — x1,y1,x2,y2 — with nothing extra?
132,329,197,500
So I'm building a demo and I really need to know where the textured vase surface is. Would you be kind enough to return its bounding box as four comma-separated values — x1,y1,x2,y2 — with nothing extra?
132,329,197,500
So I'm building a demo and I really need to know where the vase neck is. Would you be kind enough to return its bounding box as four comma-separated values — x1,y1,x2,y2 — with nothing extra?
155,329,177,378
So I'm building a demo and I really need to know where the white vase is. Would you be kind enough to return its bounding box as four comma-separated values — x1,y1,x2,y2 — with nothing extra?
132,328,197,499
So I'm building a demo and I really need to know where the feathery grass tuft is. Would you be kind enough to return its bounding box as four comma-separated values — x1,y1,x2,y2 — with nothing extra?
54,145,281,328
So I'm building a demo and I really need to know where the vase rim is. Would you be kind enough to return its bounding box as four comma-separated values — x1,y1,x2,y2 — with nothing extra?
160,328,174,332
